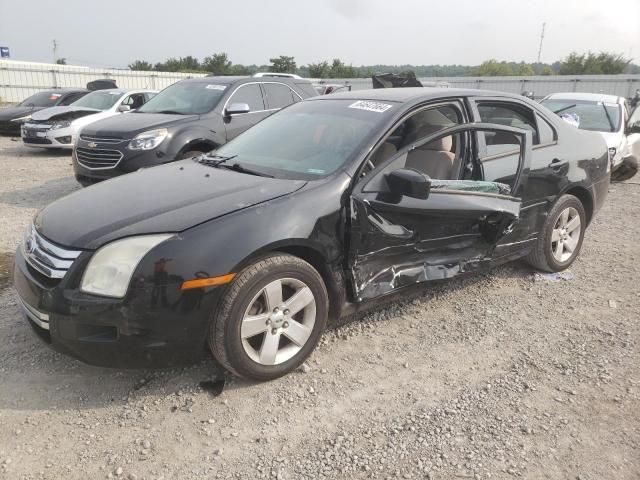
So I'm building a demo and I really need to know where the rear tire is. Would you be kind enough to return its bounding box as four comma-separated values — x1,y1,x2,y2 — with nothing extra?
526,194,586,272
208,254,328,381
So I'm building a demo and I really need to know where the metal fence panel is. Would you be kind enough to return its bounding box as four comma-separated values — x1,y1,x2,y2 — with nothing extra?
0,60,206,102
318,75,640,99
2,60,639,103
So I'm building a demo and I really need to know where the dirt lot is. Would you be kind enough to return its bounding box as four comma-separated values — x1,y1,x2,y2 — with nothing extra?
0,135,638,480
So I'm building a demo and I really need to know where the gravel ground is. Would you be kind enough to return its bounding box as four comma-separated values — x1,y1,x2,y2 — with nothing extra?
0,135,638,480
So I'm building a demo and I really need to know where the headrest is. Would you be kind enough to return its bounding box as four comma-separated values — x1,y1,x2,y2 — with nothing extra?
412,124,453,151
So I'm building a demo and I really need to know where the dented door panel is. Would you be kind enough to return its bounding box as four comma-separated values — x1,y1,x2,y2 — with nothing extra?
349,191,521,301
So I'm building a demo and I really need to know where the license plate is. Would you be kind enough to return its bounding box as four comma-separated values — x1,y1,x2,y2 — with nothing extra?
36,132,46,138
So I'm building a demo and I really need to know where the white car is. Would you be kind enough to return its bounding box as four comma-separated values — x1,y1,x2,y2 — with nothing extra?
541,92,639,181
21,89,156,149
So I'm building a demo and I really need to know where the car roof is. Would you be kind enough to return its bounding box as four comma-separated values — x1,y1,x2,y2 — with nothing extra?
544,92,621,104
308,87,522,103
190,76,308,86
43,88,88,94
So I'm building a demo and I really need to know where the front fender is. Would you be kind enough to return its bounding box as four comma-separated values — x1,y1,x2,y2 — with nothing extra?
137,175,350,293
165,117,225,158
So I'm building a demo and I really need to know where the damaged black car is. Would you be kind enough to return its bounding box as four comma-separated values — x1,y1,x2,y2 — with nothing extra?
14,88,610,381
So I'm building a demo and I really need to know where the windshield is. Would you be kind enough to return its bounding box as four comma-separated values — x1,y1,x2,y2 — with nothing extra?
71,90,124,110
541,99,621,132
211,99,397,180
19,92,63,107
137,81,227,115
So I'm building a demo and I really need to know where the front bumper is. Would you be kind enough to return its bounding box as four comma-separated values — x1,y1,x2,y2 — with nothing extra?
73,137,172,184
13,243,222,369
22,123,73,148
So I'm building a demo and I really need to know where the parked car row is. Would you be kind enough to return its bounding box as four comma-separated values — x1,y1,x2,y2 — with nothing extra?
14,82,620,381
22,89,157,149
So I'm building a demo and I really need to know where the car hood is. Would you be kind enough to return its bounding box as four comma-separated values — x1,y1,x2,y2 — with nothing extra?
0,105,39,121
35,160,306,250
599,130,624,149
30,106,101,122
81,112,198,138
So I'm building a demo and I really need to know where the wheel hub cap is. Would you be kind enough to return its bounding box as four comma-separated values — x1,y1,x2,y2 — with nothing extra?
240,278,316,366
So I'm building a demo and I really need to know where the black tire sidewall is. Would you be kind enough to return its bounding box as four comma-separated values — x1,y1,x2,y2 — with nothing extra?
542,195,586,271
177,150,206,160
223,260,328,380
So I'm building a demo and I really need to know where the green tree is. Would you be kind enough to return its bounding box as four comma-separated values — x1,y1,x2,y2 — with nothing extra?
473,59,514,76
129,60,153,71
559,52,630,75
308,61,330,78
55,58,67,65
540,65,554,76
515,63,535,76
269,55,296,73
202,53,232,75
328,58,357,78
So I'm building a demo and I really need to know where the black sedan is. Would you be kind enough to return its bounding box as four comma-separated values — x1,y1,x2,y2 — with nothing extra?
14,88,609,381
0,88,88,135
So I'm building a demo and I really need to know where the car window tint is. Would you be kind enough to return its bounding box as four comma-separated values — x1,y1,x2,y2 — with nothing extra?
479,131,522,189
536,114,555,144
477,103,539,144
229,84,265,112
122,94,146,109
264,83,298,109
58,93,82,106
367,104,461,170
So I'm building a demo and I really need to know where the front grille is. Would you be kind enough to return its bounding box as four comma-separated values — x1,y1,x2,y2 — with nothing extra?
23,225,82,280
24,137,53,144
76,147,123,169
79,134,125,144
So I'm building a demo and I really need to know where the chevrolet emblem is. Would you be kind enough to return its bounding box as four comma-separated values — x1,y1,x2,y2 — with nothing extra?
88,142,98,148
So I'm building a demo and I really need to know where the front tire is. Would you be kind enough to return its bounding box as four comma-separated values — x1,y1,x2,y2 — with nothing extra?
527,194,586,272
176,149,208,160
611,156,638,182
208,254,328,381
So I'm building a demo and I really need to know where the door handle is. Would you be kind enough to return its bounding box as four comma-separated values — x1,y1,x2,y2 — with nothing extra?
548,158,566,168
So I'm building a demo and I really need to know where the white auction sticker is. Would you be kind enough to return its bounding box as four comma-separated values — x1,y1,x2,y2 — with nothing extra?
206,84,227,91
348,100,393,113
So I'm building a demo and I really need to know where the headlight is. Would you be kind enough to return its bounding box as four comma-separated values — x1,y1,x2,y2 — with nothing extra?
128,128,168,150
51,120,72,130
80,234,173,298
10,115,31,123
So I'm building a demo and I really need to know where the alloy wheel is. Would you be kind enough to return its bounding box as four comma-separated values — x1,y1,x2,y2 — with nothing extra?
240,278,316,365
551,206,581,263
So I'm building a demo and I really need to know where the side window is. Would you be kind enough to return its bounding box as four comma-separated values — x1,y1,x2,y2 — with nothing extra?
363,127,524,197
367,104,462,172
536,114,556,144
122,93,146,110
477,103,539,144
59,93,83,105
264,83,298,109
228,84,265,112
478,131,523,189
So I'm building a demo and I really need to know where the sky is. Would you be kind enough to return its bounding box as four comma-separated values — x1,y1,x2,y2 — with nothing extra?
0,0,638,68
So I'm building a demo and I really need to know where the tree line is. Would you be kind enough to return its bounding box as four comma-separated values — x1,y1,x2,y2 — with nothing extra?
128,52,638,77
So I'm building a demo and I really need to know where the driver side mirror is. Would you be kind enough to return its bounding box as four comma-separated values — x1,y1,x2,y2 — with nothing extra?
117,104,131,112
387,168,431,200
225,103,250,116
